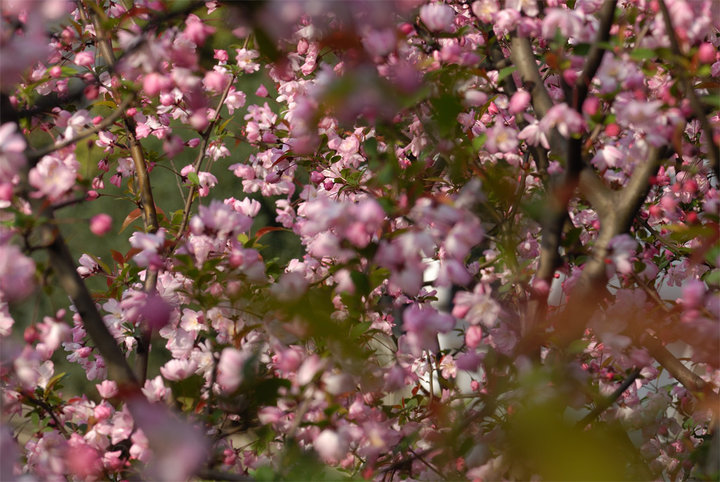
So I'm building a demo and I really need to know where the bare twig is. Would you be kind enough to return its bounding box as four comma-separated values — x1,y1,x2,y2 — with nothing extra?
577,368,641,427
28,95,134,163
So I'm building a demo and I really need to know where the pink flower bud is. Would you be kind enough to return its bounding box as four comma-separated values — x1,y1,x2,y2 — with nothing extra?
255,84,268,97
582,96,600,116
89,214,112,236
465,325,483,348
508,90,531,114
49,65,62,78
0,183,12,202
125,107,137,117
310,171,324,183
92,116,103,125
214,49,228,62
698,43,716,64
84,84,98,100
74,51,94,67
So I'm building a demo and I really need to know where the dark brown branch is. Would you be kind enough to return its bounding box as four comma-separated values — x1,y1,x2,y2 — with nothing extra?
641,335,706,393
509,36,554,118
41,221,138,387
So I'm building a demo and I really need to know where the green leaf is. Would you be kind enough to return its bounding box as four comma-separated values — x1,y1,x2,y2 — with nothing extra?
701,94,720,108
349,271,370,296
187,171,200,186
497,65,517,84
629,47,655,61
430,94,463,137
349,321,373,339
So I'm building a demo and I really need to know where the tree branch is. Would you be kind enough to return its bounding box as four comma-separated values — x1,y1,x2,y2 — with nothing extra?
82,0,160,383
577,368,641,428
41,220,138,387
174,77,235,241
27,95,134,163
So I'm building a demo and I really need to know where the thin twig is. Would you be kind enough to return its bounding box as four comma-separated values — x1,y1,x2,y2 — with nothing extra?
174,76,236,241
28,95,134,163
577,368,641,428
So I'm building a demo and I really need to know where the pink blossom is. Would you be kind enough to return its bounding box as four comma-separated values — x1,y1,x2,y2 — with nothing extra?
236,48,260,73
189,199,252,238
452,285,500,328
607,234,637,275
315,429,350,463
472,0,499,23
29,155,75,200
184,14,215,46
66,434,103,479
540,103,586,137
225,87,246,114
402,304,455,356
160,358,198,381
518,118,550,149
493,9,521,37
142,375,168,403
126,397,208,481
0,244,36,302
89,213,112,236
505,0,538,17
96,380,119,399
542,8,588,41
142,72,173,96
485,124,518,153
74,51,94,67
465,324,484,348
203,69,230,93
217,347,251,392
419,3,455,32
129,229,166,269
0,124,25,165
0,122,27,181
508,90,531,114
362,28,396,57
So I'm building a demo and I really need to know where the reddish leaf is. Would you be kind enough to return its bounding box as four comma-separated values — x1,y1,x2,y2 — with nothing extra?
255,226,286,241
120,208,142,233
110,250,124,265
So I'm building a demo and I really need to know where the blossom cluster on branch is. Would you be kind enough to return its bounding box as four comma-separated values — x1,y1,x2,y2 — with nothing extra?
0,0,718,480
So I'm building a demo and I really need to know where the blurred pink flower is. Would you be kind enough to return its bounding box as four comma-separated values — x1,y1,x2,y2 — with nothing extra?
420,3,455,32
89,213,112,236
0,244,36,302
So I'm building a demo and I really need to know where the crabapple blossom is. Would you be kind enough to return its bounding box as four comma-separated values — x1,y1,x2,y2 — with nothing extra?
1,1,718,481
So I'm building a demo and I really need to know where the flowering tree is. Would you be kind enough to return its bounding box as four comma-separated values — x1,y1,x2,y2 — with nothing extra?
1,0,719,479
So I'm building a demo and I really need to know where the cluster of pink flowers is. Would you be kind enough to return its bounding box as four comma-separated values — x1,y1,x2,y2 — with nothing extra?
0,0,718,480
